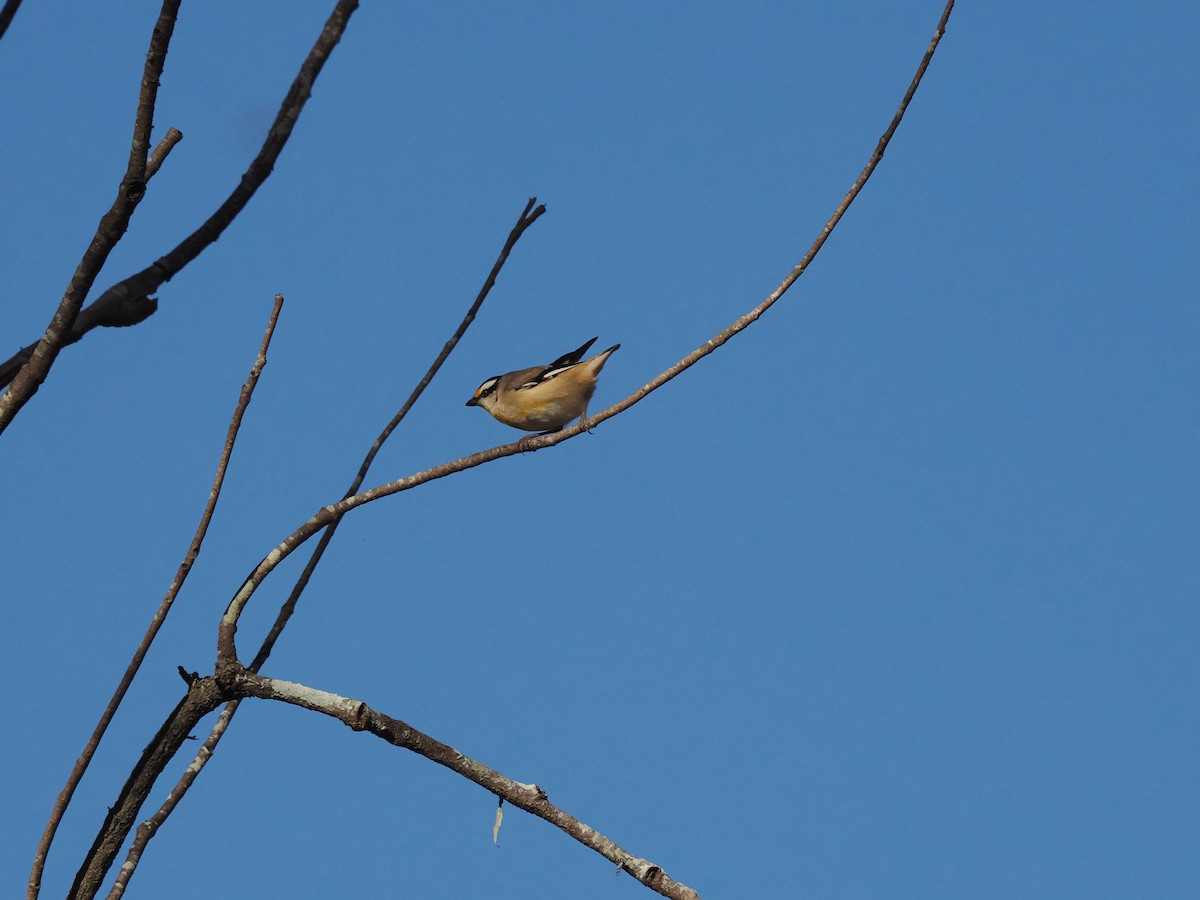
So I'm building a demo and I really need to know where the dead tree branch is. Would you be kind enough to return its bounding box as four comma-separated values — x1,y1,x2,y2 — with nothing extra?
66,678,227,900
0,0,181,434
102,199,545,894
28,297,284,900
232,667,702,900
0,0,360,418
57,1,956,896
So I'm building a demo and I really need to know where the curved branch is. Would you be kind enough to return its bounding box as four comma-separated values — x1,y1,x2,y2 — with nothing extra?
0,0,180,435
233,668,701,900
216,0,955,668
0,0,360,400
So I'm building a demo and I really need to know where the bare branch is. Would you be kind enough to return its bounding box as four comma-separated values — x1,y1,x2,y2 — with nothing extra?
29,297,285,900
65,1,958,894
0,0,24,42
233,669,702,900
104,702,237,900
248,197,546,673
216,0,956,673
0,0,180,434
0,0,360,400
66,679,227,900
567,0,959,441
98,200,545,893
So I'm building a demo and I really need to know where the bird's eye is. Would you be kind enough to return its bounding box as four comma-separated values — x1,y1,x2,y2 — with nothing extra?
476,377,499,399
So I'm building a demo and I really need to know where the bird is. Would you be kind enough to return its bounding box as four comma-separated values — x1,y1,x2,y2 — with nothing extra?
466,337,620,436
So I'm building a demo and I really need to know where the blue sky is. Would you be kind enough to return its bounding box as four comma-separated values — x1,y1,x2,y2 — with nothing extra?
3,2,1197,898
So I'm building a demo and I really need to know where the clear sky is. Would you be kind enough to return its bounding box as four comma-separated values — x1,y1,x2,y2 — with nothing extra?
3,2,1197,898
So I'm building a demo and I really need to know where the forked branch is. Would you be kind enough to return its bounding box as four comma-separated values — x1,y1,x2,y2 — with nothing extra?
0,0,181,434
62,1,957,897
101,199,545,895
0,0,360,420
218,0,955,658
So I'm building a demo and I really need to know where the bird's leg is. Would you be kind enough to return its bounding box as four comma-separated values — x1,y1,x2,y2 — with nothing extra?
516,427,564,453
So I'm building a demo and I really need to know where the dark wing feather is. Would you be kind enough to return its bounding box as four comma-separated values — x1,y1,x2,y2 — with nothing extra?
517,337,599,390
547,337,597,370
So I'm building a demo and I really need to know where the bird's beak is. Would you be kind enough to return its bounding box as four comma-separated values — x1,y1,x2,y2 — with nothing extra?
465,397,479,407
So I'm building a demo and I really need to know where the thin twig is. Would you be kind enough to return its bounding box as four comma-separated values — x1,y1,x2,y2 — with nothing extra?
101,200,544,894
250,197,545,671
563,0,959,444
29,297,285,900
233,669,702,899
0,0,180,435
0,0,360,397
